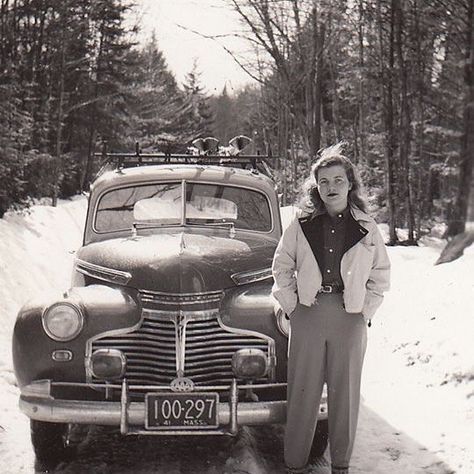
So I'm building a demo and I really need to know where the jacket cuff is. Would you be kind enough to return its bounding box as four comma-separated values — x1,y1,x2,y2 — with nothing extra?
362,290,383,319
273,289,297,317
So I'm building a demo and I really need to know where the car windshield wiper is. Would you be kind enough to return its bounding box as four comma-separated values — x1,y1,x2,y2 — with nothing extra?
131,221,181,236
185,220,236,237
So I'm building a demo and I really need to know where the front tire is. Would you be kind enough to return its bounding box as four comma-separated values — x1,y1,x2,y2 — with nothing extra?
310,419,329,459
30,420,77,469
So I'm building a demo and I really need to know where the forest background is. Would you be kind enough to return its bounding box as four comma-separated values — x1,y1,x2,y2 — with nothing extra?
1,0,473,246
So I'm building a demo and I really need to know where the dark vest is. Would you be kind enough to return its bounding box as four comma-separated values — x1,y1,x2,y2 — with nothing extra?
298,210,369,275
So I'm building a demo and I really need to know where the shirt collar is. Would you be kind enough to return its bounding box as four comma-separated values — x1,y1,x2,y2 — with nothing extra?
320,206,350,220
307,204,371,223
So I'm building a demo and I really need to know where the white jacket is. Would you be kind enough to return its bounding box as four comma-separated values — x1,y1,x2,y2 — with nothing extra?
272,207,390,320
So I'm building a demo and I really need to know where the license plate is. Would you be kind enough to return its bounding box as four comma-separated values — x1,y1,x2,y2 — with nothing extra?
145,392,219,429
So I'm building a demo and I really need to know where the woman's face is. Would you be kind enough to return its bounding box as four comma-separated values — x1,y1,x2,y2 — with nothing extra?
316,164,352,213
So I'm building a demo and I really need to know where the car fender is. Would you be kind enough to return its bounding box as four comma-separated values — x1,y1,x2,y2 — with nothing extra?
12,285,140,387
220,280,288,382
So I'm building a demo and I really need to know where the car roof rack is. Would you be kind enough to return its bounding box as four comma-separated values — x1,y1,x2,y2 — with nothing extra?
93,141,275,178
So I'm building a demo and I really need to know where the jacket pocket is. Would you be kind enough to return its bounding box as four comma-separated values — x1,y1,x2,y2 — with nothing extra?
341,243,375,300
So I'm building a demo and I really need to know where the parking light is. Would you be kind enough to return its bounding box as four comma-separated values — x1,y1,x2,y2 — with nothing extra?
231,348,268,380
90,349,126,381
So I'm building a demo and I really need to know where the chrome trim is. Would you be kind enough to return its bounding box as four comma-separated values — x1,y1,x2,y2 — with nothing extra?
20,396,291,429
50,381,288,390
229,379,238,435
120,378,128,434
75,258,132,285
176,311,185,376
139,289,223,305
181,179,186,225
140,289,223,297
85,308,146,383
231,267,273,285
21,380,53,398
19,379,327,432
217,314,276,380
52,350,73,362
87,297,275,388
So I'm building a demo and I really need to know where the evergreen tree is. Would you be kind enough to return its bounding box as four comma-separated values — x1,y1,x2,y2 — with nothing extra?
211,84,235,143
182,60,214,138
0,82,33,217
125,35,208,152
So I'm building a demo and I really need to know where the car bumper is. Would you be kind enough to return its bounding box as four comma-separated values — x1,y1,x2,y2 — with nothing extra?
19,379,328,436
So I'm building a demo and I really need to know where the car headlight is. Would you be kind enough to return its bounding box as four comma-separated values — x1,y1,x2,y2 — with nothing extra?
42,302,84,341
275,306,290,337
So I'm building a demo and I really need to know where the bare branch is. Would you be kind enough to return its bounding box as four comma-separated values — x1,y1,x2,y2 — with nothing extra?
175,23,265,84
64,93,122,116
229,0,290,79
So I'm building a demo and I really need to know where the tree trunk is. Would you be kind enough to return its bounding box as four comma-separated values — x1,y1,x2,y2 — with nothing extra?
378,0,398,244
447,0,474,236
357,0,366,163
52,17,66,207
412,0,427,237
395,0,416,243
313,7,324,153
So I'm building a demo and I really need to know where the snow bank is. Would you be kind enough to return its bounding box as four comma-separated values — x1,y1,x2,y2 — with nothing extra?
0,197,87,366
363,227,474,474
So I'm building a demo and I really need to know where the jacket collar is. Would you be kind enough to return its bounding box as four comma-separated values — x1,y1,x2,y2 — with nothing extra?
298,205,369,265
349,205,372,223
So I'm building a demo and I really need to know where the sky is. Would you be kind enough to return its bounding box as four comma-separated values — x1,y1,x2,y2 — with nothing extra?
133,0,256,95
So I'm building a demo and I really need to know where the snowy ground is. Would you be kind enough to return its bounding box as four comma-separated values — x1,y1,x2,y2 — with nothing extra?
0,199,473,473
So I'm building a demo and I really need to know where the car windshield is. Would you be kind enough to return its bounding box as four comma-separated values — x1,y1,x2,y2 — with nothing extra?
95,182,272,233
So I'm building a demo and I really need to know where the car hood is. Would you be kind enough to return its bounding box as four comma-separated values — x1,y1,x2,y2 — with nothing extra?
76,230,278,293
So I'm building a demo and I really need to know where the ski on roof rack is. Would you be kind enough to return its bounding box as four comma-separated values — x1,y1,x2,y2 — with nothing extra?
93,136,275,176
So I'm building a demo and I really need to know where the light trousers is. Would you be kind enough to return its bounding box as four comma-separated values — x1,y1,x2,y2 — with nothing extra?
284,293,367,470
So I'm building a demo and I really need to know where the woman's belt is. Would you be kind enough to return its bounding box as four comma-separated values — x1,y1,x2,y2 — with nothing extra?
318,283,343,294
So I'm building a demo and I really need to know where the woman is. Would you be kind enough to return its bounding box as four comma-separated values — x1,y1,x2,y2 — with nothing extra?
272,144,390,474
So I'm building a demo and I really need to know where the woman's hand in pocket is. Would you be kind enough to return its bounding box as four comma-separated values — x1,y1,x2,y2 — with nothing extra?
285,305,298,320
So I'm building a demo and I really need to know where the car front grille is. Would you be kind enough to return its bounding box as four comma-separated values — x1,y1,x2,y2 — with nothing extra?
90,290,273,392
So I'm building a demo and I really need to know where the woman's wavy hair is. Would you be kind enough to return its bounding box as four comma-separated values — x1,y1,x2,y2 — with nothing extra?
299,143,368,216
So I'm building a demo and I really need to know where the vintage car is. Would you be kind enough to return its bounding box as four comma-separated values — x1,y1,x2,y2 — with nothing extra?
12,139,328,467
